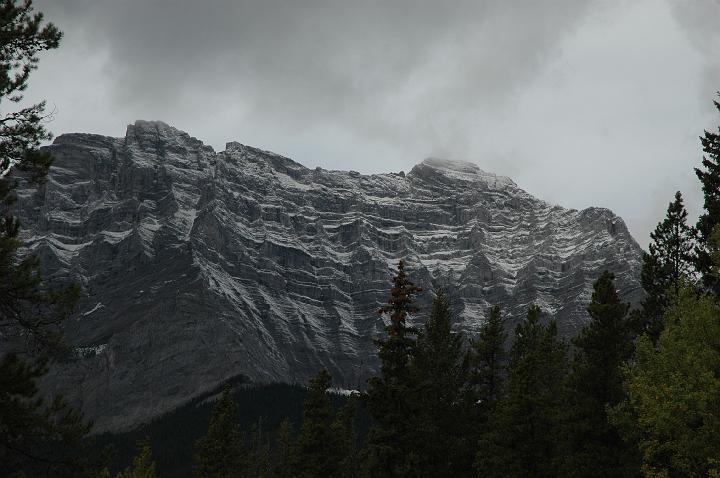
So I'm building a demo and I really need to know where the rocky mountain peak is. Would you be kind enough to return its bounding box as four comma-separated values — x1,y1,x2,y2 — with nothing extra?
14,121,644,432
410,157,517,190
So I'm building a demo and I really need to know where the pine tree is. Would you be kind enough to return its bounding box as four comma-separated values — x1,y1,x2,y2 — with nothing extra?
559,271,640,478
194,386,247,478
694,93,720,294
0,0,61,181
0,353,91,477
364,259,423,477
410,289,473,477
116,440,157,478
640,191,696,340
0,0,79,353
610,289,720,477
471,305,507,406
476,305,567,478
0,0,79,354
294,369,337,478
0,3,90,476
273,418,295,478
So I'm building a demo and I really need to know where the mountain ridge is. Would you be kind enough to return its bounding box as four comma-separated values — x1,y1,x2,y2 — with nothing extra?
13,120,644,432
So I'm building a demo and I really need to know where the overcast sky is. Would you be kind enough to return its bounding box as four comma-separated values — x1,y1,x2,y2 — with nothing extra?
25,0,720,248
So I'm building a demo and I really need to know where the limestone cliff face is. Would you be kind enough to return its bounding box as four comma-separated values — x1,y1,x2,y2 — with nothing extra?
15,121,643,431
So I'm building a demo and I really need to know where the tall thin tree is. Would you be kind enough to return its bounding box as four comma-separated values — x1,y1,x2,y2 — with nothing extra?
640,191,696,340
559,271,640,478
410,289,473,477
471,305,507,407
364,259,422,477
295,369,336,478
194,386,247,478
694,93,720,294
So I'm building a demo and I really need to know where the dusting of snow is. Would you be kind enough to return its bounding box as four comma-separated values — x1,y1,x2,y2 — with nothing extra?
329,387,360,396
82,302,106,316
75,343,107,358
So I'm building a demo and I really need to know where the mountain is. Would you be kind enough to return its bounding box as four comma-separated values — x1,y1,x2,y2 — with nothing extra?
13,120,643,432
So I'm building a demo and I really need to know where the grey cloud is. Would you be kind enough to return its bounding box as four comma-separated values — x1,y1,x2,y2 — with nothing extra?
37,0,601,150
27,0,720,248
669,0,720,102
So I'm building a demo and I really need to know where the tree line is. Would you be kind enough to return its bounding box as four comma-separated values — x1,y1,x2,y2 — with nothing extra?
2,1,720,477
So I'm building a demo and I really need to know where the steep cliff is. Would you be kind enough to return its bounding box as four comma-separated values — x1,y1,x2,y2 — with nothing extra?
14,121,643,431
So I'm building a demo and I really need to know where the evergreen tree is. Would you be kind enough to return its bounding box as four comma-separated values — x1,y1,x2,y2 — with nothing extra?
247,417,272,478
0,353,91,477
273,418,295,478
294,370,337,478
559,271,640,478
709,224,720,282
640,191,696,340
409,289,473,477
0,0,79,354
363,259,422,477
0,0,80,353
330,395,359,478
610,289,720,477
194,386,247,478
476,305,567,478
471,305,507,406
116,441,157,478
0,2,90,476
694,93,720,294
0,0,60,182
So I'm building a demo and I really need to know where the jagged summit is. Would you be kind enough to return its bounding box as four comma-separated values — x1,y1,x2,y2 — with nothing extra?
52,122,521,193
15,122,643,432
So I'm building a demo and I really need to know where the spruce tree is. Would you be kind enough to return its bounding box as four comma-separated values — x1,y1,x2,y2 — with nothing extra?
294,369,337,478
476,305,567,478
194,386,247,478
409,289,473,477
694,94,720,294
363,259,422,477
559,271,640,478
640,191,696,340
467,305,507,478
471,305,506,406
